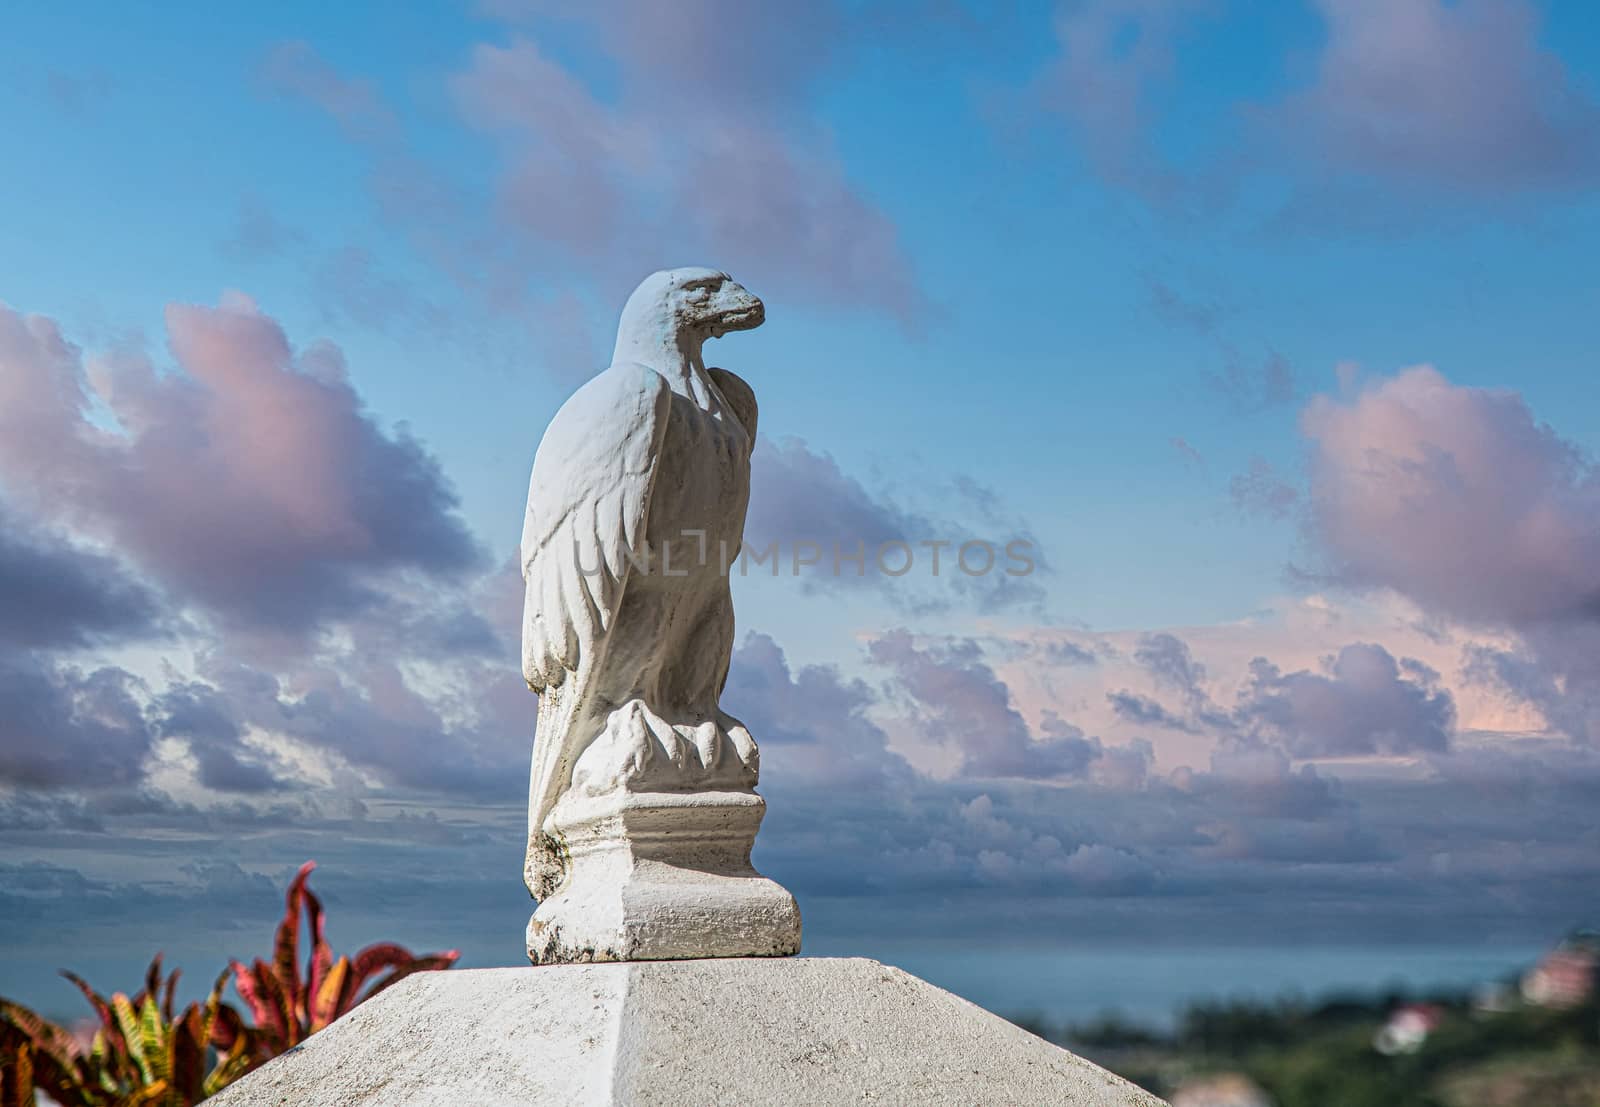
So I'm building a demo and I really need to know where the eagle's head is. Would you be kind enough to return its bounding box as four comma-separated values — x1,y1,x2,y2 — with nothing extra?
621,267,765,345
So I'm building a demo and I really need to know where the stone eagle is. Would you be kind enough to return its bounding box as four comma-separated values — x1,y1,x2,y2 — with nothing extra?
520,268,765,900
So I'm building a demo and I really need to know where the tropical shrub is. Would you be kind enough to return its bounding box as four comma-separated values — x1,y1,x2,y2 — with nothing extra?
0,956,251,1107
227,861,459,1059
0,859,461,1104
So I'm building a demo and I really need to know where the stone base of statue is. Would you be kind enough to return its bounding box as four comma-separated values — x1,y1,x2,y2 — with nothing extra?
204,958,1167,1106
526,789,801,964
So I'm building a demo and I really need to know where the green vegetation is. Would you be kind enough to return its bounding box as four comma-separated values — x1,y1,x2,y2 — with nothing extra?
0,862,457,1107
1015,985,1600,1106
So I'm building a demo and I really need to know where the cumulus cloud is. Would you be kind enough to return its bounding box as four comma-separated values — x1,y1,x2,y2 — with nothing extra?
1300,366,1600,745
0,297,481,642
869,630,1101,779
1236,644,1455,757
1275,0,1600,192
1304,366,1600,626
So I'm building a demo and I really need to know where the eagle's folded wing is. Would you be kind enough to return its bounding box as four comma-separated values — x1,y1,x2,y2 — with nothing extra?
708,366,757,448
521,363,672,692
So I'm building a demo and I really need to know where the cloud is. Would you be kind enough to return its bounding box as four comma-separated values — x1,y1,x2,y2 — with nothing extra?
0,657,152,790
1274,0,1600,193
723,632,914,792
259,41,397,141
0,501,164,651
869,630,1101,779
0,297,482,642
1300,365,1600,746
1037,0,1218,196
1107,689,1195,732
1230,457,1299,521
1304,365,1600,626
218,198,304,262
448,29,925,322
1465,623,1600,746
748,436,930,555
1134,632,1210,705
1209,351,1298,414
480,0,844,115
1031,0,1600,228
1236,643,1455,757
746,435,1048,613
152,682,286,794
1170,436,1204,470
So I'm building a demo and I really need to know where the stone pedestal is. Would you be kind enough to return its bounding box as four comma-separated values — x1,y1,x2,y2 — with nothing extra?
205,958,1168,1106
527,789,801,964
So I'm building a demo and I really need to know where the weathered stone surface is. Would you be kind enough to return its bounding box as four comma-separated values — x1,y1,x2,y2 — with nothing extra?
526,790,800,964
206,958,1168,1106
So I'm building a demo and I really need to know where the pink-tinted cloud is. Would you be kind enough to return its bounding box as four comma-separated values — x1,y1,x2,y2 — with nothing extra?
1237,643,1455,757
481,0,843,115
447,22,925,321
869,629,1102,779
0,298,481,640
1277,0,1600,191
0,659,151,790
1304,365,1600,625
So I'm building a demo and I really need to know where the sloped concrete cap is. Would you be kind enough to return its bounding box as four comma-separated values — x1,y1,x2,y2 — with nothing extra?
207,958,1166,1106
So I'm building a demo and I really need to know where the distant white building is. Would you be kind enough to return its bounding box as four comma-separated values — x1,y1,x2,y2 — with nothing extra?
1521,936,1599,1009
1373,1004,1443,1055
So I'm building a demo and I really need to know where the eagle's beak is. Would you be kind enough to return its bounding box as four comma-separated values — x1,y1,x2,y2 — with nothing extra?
710,283,765,336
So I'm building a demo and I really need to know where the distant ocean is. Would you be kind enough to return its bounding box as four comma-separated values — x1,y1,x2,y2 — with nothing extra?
804,940,1547,1029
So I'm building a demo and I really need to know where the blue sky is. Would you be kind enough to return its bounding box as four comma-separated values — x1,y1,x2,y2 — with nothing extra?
4,0,1600,1020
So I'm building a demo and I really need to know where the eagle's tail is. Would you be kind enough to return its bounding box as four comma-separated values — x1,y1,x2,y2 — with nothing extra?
525,675,587,901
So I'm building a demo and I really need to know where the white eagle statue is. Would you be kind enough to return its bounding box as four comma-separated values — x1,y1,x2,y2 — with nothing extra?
520,267,769,905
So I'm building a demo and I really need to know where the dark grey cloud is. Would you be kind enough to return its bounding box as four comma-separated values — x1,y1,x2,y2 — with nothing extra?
1133,632,1209,705
0,657,151,790
4,629,1599,1020
0,500,164,650
1107,689,1195,732
153,682,285,794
